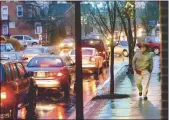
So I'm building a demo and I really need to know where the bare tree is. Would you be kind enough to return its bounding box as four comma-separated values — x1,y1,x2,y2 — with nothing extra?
88,2,118,94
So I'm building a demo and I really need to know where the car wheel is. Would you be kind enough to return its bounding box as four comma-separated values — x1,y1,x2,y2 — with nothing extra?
26,88,36,112
32,42,38,46
9,103,18,120
122,50,129,57
153,47,160,55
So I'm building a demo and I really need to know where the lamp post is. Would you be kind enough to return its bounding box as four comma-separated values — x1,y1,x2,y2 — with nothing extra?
74,1,84,119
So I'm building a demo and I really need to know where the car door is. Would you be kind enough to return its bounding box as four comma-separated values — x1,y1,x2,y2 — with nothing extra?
15,62,30,94
64,57,75,84
9,62,25,102
24,36,32,45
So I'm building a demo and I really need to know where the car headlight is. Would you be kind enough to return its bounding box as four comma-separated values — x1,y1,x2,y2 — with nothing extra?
68,43,73,47
60,43,64,47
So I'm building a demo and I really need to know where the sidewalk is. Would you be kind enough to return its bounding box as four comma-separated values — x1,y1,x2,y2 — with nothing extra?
84,67,162,119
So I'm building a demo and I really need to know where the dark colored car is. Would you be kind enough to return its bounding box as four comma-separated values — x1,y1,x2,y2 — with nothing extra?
81,39,109,67
26,55,75,98
0,61,37,119
137,36,160,55
0,43,15,52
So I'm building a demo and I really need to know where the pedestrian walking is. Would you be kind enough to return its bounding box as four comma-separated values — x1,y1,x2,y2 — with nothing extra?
132,43,153,100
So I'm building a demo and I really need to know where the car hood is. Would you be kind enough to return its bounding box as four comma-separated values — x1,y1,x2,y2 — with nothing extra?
26,67,64,72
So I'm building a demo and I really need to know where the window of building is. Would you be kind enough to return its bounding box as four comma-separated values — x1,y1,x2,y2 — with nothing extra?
35,22,42,34
1,6,8,20
17,5,23,17
2,24,8,35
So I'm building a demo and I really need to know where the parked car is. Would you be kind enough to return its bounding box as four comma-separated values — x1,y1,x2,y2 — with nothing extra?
137,36,160,55
22,46,52,65
26,55,72,98
0,61,37,119
69,47,104,79
0,52,23,62
0,43,15,52
114,40,139,57
10,35,40,46
81,39,109,67
59,37,75,50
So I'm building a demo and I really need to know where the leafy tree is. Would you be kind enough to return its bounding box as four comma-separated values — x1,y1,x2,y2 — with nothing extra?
116,1,137,74
140,1,159,35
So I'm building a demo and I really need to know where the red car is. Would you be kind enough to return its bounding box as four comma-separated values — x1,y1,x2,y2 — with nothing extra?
26,55,75,98
137,36,160,55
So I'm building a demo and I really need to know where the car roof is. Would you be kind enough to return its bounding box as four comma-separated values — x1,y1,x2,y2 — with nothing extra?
30,55,61,59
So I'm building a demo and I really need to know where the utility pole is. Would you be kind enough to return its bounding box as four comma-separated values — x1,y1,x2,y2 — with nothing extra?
0,1,1,36
74,1,84,119
159,1,168,119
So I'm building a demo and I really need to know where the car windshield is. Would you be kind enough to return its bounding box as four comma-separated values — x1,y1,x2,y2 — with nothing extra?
1,53,17,60
27,57,63,67
62,38,74,43
0,45,6,52
120,41,128,46
71,49,93,55
24,48,44,53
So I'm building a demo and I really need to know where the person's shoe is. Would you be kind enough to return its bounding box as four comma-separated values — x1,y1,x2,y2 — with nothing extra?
143,96,148,100
139,92,142,96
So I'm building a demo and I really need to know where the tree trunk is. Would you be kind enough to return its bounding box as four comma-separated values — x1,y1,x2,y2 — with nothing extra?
127,17,134,74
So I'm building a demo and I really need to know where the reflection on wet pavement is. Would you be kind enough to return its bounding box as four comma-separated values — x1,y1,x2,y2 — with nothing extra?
16,55,128,119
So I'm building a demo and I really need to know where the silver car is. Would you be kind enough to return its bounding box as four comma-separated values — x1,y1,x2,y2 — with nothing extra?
10,35,40,46
22,46,51,65
114,41,139,57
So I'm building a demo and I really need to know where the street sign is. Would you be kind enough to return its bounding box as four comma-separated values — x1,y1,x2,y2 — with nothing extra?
148,20,156,26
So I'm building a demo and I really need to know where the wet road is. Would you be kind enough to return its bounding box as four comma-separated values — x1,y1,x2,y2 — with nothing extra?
16,55,128,119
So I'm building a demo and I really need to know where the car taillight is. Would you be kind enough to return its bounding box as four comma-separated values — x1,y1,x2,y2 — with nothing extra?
57,72,63,77
89,57,95,62
102,51,106,54
1,92,7,100
48,72,63,77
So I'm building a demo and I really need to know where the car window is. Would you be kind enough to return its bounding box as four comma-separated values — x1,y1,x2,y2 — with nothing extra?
24,36,32,40
12,36,23,40
6,44,12,51
16,63,26,78
27,57,63,67
3,64,12,82
9,44,14,50
9,63,19,81
120,41,128,46
82,49,93,55
0,64,6,83
0,45,6,52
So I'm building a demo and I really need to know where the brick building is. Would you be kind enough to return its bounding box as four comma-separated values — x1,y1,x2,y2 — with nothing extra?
1,1,44,40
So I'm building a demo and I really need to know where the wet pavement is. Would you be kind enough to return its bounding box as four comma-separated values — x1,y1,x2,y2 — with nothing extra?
16,55,128,119
82,55,162,119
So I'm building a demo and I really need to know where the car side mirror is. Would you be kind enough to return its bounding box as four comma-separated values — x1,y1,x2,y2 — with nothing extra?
70,62,75,66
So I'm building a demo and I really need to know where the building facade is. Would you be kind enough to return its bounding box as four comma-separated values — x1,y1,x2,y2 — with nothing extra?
1,1,45,40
